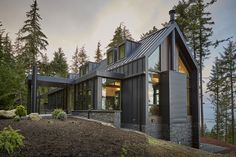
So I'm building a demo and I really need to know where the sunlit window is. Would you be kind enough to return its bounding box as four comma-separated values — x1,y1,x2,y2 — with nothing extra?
102,78,121,110
148,46,160,116
178,57,191,115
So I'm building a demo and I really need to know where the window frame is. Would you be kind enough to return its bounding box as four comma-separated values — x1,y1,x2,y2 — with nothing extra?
147,46,161,116
119,44,125,60
107,51,113,65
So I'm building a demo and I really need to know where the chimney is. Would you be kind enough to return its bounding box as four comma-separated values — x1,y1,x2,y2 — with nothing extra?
169,9,176,23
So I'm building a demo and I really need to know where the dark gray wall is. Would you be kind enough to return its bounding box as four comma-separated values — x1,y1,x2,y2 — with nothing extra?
121,75,146,131
111,57,145,77
160,71,189,143
125,40,140,57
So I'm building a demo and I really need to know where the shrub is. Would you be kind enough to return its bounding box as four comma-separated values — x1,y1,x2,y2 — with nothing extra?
52,109,67,120
0,126,24,154
57,111,67,121
15,105,27,117
14,115,21,122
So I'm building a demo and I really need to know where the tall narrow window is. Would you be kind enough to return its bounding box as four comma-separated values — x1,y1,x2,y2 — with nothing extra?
102,78,121,110
119,44,125,59
178,57,191,115
107,51,113,65
148,46,160,116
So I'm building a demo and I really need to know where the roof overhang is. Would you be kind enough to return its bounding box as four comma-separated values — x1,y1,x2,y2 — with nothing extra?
73,71,125,84
27,75,74,87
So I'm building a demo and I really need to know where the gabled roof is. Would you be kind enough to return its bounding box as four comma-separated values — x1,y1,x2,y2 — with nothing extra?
106,24,172,70
106,22,198,71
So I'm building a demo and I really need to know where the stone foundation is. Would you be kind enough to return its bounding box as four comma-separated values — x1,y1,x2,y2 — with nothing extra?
170,116,192,146
72,110,121,128
121,123,145,132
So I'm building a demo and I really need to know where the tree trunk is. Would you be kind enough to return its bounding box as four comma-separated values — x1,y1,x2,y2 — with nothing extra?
225,111,228,142
216,63,219,139
230,70,235,144
199,27,204,136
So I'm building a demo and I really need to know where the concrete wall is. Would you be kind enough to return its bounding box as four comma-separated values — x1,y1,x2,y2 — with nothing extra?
72,110,121,128
145,116,162,138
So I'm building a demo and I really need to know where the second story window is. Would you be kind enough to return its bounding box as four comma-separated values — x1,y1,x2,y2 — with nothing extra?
119,44,125,59
107,51,113,65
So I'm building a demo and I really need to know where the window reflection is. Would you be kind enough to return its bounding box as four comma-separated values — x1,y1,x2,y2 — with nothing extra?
148,47,160,72
148,46,160,116
102,78,121,110
77,81,93,110
107,51,113,65
119,44,125,59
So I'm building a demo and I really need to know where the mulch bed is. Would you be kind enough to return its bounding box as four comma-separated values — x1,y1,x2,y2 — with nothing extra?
0,117,147,157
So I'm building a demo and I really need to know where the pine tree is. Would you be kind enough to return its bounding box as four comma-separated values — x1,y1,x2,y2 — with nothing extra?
50,48,68,77
19,0,48,72
71,46,80,73
219,41,236,144
107,23,133,49
121,24,133,41
78,46,88,66
94,42,103,63
175,0,216,136
13,31,23,57
0,24,26,108
0,21,5,51
140,26,158,39
207,57,228,139
39,53,51,75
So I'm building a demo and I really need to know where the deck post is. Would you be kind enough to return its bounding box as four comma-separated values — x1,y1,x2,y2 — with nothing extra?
31,65,38,113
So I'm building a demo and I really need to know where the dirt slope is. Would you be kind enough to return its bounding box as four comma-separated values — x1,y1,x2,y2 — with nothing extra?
0,118,227,157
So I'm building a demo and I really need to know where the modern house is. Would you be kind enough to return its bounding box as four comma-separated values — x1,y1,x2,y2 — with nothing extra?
27,10,199,148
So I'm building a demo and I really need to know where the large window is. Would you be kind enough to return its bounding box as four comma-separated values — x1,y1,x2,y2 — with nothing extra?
102,78,121,110
119,44,125,59
107,51,113,65
148,47,160,116
178,57,191,115
78,81,93,110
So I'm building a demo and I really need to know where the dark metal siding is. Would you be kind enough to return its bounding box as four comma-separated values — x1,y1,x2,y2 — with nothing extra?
160,71,170,140
110,57,145,77
121,75,146,126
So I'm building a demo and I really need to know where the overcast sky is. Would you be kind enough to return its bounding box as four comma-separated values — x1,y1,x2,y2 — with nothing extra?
0,0,236,129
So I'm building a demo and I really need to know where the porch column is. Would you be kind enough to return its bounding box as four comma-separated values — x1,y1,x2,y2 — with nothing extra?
31,65,38,113
27,82,31,114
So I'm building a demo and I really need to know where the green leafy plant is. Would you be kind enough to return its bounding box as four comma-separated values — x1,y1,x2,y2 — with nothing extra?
150,105,159,116
0,126,24,154
15,105,27,117
14,115,21,122
120,145,128,157
52,109,67,121
57,111,67,121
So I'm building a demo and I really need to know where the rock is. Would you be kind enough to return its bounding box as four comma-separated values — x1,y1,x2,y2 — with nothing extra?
29,113,42,121
0,109,16,119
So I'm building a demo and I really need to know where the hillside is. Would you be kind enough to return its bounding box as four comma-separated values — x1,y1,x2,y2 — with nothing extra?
0,117,226,157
